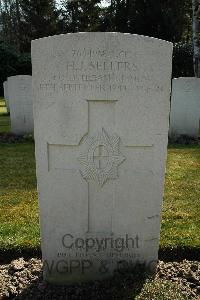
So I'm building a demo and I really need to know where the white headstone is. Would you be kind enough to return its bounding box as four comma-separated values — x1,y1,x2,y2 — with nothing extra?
32,32,172,284
7,75,34,134
170,77,200,138
3,80,10,112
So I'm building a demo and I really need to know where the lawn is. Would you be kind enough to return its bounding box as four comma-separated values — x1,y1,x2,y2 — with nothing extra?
0,98,10,132
0,142,39,250
0,113,199,252
161,144,200,248
0,98,8,114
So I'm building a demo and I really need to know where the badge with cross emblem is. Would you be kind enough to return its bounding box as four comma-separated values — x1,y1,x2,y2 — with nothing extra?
78,128,126,186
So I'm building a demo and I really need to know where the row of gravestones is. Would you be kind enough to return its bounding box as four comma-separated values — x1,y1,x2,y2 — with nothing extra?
1,33,200,284
3,75,200,139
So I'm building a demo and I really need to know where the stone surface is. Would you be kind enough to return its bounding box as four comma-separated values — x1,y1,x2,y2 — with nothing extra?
32,32,172,283
170,77,200,138
3,81,10,112
7,75,34,134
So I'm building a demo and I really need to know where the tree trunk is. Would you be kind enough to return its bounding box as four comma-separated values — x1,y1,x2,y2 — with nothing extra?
15,0,21,51
192,0,200,77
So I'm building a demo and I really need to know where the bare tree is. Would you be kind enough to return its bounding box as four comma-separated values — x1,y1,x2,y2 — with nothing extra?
192,0,200,76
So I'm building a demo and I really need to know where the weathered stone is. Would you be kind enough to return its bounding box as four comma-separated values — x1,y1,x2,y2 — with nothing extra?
32,32,172,283
170,77,200,139
7,75,34,134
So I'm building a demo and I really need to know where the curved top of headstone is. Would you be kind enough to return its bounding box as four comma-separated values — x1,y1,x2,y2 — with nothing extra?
32,32,172,46
172,77,200,90
173,77,200,80
8,75,32,81
31,31,172,146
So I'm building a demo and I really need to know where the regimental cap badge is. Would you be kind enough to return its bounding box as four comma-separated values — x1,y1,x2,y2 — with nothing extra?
78,128,126,186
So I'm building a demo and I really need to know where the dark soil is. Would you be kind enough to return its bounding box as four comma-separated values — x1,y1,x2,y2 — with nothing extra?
0,258,199,300
0,133,34,143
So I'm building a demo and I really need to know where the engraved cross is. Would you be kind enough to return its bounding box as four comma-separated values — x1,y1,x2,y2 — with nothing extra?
48,98,152,235
93,145,109,169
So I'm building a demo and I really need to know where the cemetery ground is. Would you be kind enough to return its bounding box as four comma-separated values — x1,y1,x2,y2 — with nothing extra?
0,98,10,133
0,100,200,299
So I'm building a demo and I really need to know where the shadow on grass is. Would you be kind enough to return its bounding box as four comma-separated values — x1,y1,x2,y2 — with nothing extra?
0,114,10,133
0,247,41,264
0,246,200,265
159,247,200,261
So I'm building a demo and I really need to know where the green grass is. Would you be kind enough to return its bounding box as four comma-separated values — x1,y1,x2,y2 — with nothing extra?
0,98,8,114
0,115,10,132
0,142,199,251
161,144,200,248
135,279,191,300
0,97,5,105
0,142,39,250
0,98,10,132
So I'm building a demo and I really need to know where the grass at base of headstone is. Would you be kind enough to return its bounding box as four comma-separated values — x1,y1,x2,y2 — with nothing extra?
0,98,10,132
0,115,10,133
0,142,199,253
0,98,8,115
0,142,40,251
0,97,5,106
135,278,191,300
160,144,200,248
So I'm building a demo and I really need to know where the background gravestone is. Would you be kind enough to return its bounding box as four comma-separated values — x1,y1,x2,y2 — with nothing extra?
7,75,34,134
3,80,10,112
32,32,172,284
170,77,200,139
